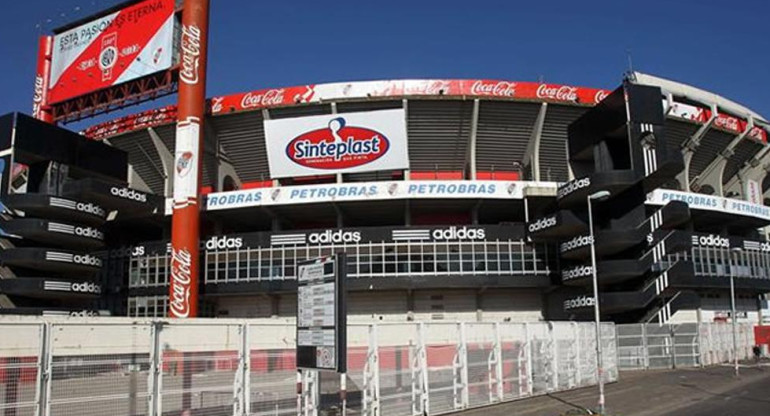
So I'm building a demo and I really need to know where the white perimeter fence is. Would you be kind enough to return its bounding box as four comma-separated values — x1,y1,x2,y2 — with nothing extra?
0,319,751,416
616,322,756,370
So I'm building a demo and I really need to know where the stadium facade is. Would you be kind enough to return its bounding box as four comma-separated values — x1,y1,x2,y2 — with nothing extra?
2,73,770,325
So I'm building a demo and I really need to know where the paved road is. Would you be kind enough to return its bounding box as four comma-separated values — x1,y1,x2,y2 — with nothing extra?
455,363,770,416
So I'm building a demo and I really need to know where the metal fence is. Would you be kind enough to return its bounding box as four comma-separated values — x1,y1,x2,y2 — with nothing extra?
0,319,618,416
616,322,756,370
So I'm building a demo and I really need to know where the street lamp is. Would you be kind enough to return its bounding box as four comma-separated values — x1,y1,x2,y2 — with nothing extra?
730,247,743,377
588,190,611,414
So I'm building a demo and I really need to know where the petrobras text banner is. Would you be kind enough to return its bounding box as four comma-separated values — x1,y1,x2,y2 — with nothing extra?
264,109,409,178
647,189,770,221
203,180,535,212
48,0,175,104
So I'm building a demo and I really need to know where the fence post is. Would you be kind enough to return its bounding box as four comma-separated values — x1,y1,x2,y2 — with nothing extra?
33,323,51,416
412,322,429,416
148,321,163,416
453,322,469,410
670,325,677,369
363,323,380,416
641,324,649,369
494,322,504,402
524,323,533,396
573,322,580,387
550,323,558,391
235,322,250,416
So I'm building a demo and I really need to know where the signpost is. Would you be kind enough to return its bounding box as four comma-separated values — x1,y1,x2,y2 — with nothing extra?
296,254,347,415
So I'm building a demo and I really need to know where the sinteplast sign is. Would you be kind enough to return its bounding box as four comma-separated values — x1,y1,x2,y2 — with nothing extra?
264,109,409,178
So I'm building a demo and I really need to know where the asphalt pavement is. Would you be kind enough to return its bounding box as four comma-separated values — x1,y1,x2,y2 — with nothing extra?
454,362,770,416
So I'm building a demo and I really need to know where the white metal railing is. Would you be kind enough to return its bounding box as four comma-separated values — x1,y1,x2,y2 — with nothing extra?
616,322,756,370
0,319,617,416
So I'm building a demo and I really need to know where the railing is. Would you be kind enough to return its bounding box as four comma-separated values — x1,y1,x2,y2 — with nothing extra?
128,240,553,288
616,322,756,370
0,319,615,416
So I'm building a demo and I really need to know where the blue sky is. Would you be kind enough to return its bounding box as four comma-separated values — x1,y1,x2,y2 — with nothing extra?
1,0,768,130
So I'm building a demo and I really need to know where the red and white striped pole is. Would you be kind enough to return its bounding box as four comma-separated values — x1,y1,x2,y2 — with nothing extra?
32,35,54,123
169,0,210,318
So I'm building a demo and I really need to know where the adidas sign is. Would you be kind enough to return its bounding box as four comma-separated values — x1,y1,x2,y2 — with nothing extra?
528,216,557,233
75,202,106,217
73,254,102,267
432,226,485,240
563,295,595,311
110,187,147,202
74,226,104,240
308,230,361,244
696,234,730,248
560,235,593,253
558,177,591,199
70,282,102,294
562,265,593,281
205,236,244,250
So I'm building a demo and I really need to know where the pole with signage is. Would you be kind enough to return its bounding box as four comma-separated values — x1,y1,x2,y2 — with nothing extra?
296,254,347,415
169,0,210,318
32,35,54,123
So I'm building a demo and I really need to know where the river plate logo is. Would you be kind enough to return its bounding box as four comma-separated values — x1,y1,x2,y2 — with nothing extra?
286,117,389,170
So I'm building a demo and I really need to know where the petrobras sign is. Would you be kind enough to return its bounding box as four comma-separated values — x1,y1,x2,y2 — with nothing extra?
647,189,770,221
202,180,534,212
48,0,176,104
264,109,409,178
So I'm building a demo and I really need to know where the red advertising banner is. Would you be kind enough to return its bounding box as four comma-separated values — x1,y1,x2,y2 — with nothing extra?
47,0,176,105
209,80,611,115
83,105,177,140
82,78,767,146
169,0,209,318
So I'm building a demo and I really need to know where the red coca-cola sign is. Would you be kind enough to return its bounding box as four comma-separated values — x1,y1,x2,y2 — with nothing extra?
169,247,192,318
536,84,578,102
470,80,516,97
286,117,389,170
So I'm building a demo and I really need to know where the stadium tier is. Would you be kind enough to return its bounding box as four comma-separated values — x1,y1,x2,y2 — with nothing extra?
2,73,770,324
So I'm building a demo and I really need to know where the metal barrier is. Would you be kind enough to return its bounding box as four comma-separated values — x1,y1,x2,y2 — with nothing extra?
0,319,619,416
616,322,756,370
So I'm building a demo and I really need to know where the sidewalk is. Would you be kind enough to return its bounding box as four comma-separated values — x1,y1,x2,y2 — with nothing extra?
454,363,770,416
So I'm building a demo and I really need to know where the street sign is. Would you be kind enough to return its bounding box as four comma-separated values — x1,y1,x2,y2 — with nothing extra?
296,254,347,372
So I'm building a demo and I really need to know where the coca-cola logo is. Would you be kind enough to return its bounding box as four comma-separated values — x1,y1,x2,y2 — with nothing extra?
169,247,192,318
287,117,389,170
240,89,285,109
32,75,44,116
715,115,740,132
470,80,516,97
404,80,451,95
594,90,609,103
179,24,202,85
210,97,224,113
536,84,578,102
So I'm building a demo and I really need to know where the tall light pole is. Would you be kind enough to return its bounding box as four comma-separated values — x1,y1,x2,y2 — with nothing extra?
730,247,743,377
588,190,611,414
